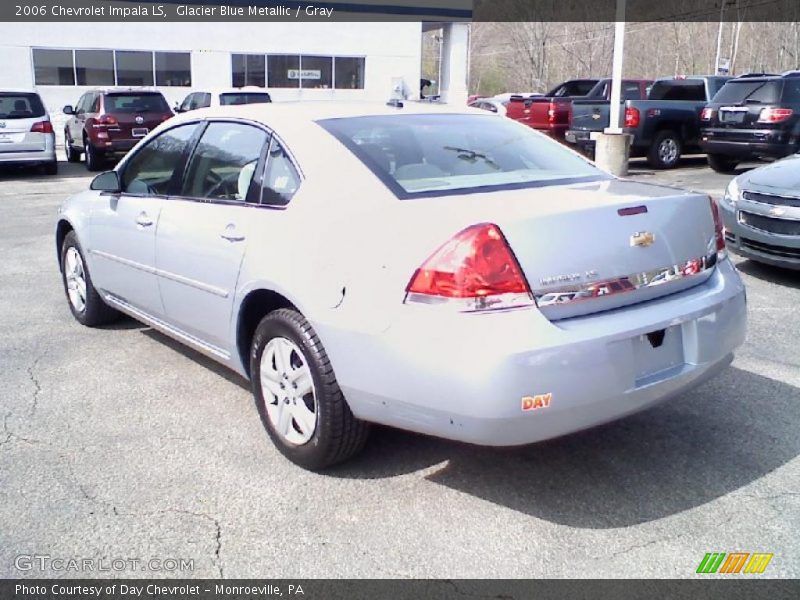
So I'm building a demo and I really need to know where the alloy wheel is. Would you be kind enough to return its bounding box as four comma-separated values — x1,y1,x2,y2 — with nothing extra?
64,247,87,313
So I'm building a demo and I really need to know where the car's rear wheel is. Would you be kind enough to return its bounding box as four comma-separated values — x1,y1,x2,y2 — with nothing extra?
707,153,739,174
84,138,102,172
648,130,682,169
60,231,120,327
65,133,81,163
250,308,369,470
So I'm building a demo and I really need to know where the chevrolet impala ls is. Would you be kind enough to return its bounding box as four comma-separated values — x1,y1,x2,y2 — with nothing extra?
55,103,747,469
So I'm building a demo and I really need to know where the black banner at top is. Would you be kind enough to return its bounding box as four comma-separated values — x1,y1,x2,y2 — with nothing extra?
1,0,799,22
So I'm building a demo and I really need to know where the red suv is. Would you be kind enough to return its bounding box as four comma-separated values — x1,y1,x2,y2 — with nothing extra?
63,89,173,171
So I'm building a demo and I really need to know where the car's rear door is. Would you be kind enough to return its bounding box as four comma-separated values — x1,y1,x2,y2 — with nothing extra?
88,122,199,314
154,120,270,352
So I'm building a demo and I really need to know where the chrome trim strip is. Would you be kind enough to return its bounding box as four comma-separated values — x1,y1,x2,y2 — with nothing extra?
90,249,229,298
103,294,230,361
533,254,717,307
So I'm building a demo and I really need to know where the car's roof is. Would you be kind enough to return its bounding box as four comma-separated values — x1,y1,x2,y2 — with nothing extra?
87,87,165,94
0,88,41,95
170,100,478,125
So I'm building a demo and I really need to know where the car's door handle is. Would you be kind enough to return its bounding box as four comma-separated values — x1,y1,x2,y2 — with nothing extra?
220,224,245,242
135,212,153,227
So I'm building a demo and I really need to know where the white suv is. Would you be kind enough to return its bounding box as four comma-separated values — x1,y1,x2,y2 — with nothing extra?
0,90,57,174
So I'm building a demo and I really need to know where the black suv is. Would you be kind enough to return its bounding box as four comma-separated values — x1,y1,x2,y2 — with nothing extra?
700,72,800,172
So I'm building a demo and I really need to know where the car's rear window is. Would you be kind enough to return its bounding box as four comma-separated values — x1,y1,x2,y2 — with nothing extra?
104,93,170,113
648,80,707,101
319,114,605,198
0,93,46,119
712,80,783,104
219,93,272,106
547,80,598,97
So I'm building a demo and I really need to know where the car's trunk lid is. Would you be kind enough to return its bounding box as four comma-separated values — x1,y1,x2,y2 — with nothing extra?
103,93,171,141
397,179,718,321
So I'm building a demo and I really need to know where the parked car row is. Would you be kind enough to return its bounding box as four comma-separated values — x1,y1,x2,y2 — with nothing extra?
474,71,800,171
0,86,274,175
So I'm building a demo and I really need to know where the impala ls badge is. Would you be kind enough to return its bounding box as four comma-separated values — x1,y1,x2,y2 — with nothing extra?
135,116,144,125
630,231,656,247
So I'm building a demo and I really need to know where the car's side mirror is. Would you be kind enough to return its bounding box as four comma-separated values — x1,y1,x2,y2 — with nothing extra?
90,171,122,193
174,103,183,113
63,105,75,115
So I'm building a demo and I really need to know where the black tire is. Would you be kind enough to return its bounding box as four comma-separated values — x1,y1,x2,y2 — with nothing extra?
60,231,120,327
647,130,682,169
250,308,370,470
43,160,58,175
707,153,739,174
65,133,81,163
84,137,102,172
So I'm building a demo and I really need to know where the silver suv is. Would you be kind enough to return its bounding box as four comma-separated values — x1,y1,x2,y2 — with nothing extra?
0,90,57,174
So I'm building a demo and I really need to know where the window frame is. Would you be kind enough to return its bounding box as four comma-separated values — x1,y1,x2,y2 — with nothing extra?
259,137,303,207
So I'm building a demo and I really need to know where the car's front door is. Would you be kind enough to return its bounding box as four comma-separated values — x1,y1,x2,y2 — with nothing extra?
88,122,199,315
155,121,270,352
67,93,89,144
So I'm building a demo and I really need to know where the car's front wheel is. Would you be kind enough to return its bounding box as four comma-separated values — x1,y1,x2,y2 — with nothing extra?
250,308,369,470
84,138,102,172
60,231,120,327
65,133,81,163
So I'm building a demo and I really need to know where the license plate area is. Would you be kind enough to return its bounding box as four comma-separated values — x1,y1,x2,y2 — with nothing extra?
132,128,149,138
0,133,14,143
719,108,746,124
633,325,685,386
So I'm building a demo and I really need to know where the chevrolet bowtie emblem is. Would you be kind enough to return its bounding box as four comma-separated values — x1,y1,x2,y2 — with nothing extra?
768,206,786,217
630,231,656,247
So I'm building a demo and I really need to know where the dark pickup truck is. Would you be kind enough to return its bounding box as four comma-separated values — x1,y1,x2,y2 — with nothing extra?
520,78,652,141
566,76,730,168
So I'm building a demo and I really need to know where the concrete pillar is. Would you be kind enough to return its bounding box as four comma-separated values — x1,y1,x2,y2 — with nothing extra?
438,22,469,105
591,132,633,176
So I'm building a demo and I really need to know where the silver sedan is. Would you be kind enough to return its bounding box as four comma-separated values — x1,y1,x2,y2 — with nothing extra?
55,102,747,469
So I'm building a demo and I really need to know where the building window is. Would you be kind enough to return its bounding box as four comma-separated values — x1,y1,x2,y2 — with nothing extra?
335,57,365,89
156,52,191,86
33,48,75,85
116,51,154,86
267,55,300,88
232,54,266,88
75,50,114,86
299,56,333,89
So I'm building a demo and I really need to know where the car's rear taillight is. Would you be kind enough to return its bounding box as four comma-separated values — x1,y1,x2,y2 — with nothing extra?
709,196,727,257
97,115,118,126
700,107,715,121
547,102,557,124
757,107,793,123
405,223,533,312
624,107,640,128
30,120,53,134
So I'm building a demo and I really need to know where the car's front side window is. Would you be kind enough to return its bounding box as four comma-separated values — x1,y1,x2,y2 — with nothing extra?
181,122,269,202
121,124,198,196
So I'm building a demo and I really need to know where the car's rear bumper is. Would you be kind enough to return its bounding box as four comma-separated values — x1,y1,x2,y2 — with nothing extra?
719,198,800,269
319,259,746,446
700,130,794,159
91,138,140,154
0,148,56,165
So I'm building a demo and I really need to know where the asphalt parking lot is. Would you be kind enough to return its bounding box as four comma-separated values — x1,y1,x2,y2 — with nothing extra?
1,154,798,579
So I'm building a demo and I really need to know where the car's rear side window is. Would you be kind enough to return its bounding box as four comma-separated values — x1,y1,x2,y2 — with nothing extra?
781,79,800,103
0,93,45,119
319,113,605,198
712,80,782,104
105,93,170,113
181,122,269,202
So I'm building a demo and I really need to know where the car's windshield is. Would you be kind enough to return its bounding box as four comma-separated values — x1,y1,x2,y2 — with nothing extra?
0,93,46,119
711,80,783,104
219,93,272,106
319,113,606,197
105,93,170,113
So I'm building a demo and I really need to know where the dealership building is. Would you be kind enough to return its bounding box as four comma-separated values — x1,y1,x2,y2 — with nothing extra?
0,6,470,135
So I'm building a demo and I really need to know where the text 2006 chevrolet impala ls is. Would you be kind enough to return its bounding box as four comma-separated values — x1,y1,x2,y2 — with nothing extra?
56,102,747,469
